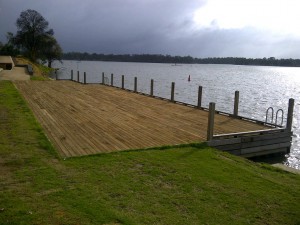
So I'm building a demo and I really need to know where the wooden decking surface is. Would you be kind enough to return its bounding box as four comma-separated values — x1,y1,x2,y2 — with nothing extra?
15,81,267,157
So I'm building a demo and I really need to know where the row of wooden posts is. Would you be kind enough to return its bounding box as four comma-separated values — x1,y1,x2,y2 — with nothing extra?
68,70,294,142
69,70,240,116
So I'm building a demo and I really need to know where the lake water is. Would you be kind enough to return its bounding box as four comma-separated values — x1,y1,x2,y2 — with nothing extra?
53,60,300,169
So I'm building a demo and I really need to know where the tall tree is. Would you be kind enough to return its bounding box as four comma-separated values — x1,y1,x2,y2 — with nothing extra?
0,32,19,56
41,36,62,68
14,9,54,62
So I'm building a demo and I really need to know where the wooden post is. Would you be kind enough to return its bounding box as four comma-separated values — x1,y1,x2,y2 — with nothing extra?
121,75,124,89
111,73,114,86
71,70,73,81
286,98,295,131
150,79,154,96
207,102,216,141
77,71,79,83
197,86,202,108
234,91,239,117
84,72,86,84
102,72,105,84
134,77,137,92
171,82,175,102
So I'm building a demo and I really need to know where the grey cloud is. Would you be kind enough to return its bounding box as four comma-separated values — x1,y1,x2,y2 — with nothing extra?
163,27,300,58
0,0,300,58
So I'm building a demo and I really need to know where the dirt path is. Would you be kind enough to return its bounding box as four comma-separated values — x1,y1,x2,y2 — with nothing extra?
0,67,30,81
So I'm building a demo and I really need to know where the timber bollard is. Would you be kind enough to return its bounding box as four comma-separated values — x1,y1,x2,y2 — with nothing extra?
286,98,295,131
150,79,154,96
198,86,202,108
171,82,175,102
84,72,86,84
121,75,124,89
77,71,79,83
207,102,216,141
233,91,239,117
134,77,137,92
111,73,114,86
102,72,105,84
71,70,73,81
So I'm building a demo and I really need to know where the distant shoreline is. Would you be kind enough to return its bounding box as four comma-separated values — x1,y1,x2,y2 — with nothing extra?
62,52,300,67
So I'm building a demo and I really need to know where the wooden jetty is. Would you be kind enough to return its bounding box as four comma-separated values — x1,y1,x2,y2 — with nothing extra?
208,128,292,158
14,80,274,158
206,99,294,158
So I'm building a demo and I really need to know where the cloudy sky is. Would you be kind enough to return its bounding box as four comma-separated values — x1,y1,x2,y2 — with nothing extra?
0,0,300,58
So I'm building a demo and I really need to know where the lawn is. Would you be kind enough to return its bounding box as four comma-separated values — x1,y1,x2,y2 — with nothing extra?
1,80,300,225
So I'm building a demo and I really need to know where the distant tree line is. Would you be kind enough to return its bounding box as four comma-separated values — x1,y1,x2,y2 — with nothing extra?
195,57,300,67
63,52,195,64
63,53,300,67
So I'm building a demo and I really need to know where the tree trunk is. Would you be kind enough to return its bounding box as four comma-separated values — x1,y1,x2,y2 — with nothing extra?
48,60,52,68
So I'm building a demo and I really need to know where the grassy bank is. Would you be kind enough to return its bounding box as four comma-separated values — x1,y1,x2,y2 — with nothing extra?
15,57,53,80
1,80,300,225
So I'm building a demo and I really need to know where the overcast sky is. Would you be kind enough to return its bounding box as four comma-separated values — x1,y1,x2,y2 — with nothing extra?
1,0,300,58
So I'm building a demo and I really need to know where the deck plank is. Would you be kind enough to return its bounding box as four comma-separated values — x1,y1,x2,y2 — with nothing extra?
14,81,267,157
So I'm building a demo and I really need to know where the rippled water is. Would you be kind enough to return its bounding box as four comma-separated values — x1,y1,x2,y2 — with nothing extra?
53,60,300,169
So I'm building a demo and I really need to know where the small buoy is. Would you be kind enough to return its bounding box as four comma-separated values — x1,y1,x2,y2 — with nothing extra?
188,75,191,82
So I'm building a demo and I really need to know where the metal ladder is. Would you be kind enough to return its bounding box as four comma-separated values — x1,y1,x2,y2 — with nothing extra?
265,107,284,126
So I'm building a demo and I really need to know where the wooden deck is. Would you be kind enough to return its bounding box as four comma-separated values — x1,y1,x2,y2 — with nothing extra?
15,81,267,157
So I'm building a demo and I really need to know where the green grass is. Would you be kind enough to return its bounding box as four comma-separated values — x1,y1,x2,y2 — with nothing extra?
1,80,300,225
16,56,54,79
31,63,53,80
36,64,55,76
